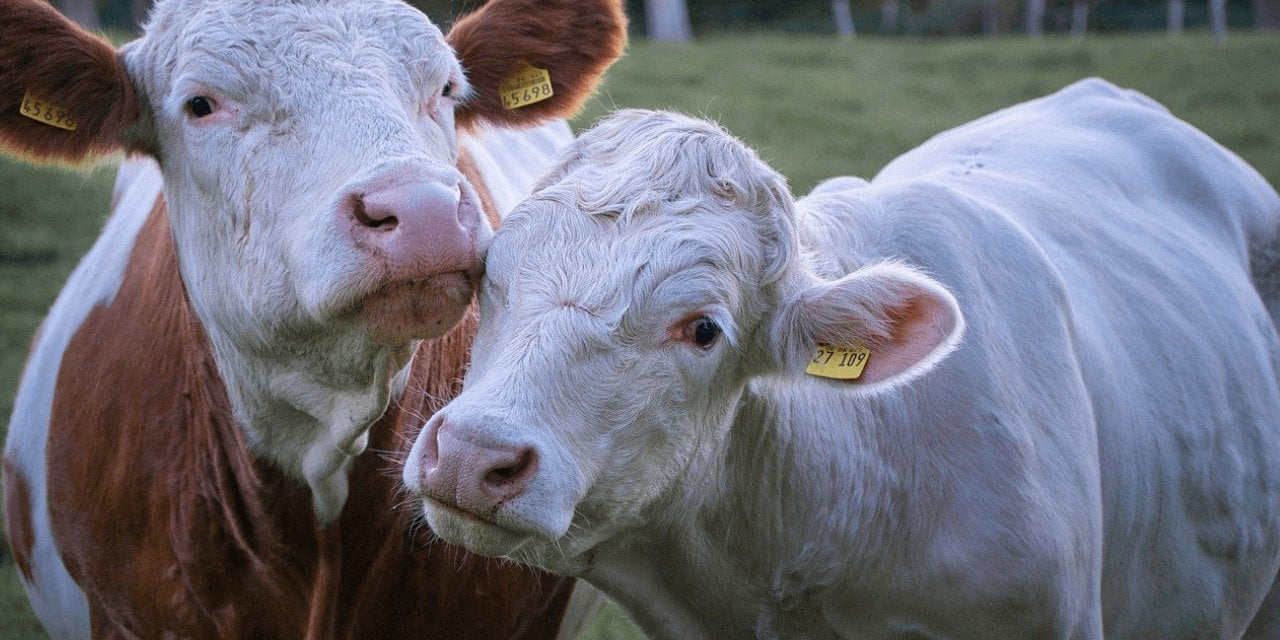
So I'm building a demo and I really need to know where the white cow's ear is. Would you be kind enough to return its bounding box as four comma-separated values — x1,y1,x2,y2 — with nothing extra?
769,261,964,391
446,0,627,130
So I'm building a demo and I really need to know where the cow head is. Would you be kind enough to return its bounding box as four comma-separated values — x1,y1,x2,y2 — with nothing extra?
402,110,964,571
0,0,625,520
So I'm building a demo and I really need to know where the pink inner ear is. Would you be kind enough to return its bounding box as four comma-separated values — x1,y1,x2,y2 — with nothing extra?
854,293,955,385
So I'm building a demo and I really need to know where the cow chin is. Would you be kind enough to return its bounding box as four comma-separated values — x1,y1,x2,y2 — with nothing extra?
423,499,597,575
358,271,476,343
422,498,536,558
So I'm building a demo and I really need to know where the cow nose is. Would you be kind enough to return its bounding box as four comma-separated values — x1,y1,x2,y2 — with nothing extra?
418,416,538,516
344,177,476,280
353,192,401,230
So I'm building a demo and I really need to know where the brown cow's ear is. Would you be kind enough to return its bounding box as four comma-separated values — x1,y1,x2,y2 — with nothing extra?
447,0,627,130
0,0,141,165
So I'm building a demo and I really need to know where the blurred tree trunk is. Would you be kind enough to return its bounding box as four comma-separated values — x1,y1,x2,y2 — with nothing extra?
644,0,692,42
1210,0,1227,40
982,0,1000,34
1168,0,1185,32
881,0,900,32
56,0,101,30
1025,0,1046,35
832,0,855,37
1255,0,1280,27
1070,0,1089,35
131,0,153,32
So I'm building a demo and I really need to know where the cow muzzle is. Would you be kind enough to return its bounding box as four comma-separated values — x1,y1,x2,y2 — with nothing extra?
403,412,579,558
414,415,538,516
342,164,488,342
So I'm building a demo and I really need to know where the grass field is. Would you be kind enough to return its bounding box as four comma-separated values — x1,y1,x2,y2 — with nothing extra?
2,30,1279,638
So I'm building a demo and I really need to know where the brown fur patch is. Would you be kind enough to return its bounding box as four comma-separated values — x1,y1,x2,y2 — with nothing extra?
0,0,139,165
450,0,627,130
2,454,36,583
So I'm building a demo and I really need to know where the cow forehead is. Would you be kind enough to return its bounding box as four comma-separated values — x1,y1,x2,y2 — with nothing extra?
489,201,761,327
140,0,455,104
152,0,442,42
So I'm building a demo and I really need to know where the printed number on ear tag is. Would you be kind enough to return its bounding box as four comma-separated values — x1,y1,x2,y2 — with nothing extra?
20,91,77,131
499,64,554,110
806,344,871,380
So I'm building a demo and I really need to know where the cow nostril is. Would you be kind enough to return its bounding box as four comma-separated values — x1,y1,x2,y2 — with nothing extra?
484,448,535,487
352,195,399,230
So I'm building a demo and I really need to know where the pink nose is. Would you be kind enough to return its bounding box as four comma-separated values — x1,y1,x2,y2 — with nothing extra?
344,173,479,280
417,417,538,517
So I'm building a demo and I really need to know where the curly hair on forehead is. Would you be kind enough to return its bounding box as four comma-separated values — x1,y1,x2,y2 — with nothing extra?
534,109,802,287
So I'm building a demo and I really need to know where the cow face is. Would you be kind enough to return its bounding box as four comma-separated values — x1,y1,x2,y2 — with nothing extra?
128,0,480,351
0,0,625,520
402,110,963,570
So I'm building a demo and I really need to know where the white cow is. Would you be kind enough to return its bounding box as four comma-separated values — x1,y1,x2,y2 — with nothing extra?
404,78,1280,638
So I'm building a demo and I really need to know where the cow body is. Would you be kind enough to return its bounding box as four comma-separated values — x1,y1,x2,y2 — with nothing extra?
403,79,1280,638
1,0,624,637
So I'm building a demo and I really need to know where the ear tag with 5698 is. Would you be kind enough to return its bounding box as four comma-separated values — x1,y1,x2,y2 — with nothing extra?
20,91,77,131
806,344,871,380
499,63,553,110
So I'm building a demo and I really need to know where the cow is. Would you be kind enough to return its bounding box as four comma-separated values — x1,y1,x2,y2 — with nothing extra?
0,0,625,637
402,78,1280,639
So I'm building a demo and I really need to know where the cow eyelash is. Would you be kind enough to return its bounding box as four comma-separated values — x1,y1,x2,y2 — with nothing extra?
186,96,218,118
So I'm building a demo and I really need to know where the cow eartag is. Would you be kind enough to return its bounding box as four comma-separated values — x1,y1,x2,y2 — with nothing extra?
20,91,77,132
499,63,554,110
806,344,871,380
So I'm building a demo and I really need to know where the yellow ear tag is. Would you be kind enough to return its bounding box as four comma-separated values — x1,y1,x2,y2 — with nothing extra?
20,91,77,132
499,63,554,110
806,344,871,380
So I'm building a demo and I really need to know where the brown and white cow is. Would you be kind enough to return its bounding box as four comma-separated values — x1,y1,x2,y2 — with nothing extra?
0,0,624,637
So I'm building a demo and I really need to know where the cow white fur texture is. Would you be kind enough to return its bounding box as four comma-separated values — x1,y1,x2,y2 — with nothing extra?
404,78,1280,638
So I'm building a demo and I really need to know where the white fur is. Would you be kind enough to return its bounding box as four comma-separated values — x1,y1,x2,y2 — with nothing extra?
407,79,1280,638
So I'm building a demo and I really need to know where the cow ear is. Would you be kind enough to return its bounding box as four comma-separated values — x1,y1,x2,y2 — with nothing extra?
0,0,141,165
770,261,964,390
447,0,627,130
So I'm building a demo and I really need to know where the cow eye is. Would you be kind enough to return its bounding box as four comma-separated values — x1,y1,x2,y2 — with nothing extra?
688,317,721,348
441,82,453,98
186,96,217,118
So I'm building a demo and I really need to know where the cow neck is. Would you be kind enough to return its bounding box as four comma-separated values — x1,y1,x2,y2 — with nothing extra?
592,373,968,638
192,295,413,524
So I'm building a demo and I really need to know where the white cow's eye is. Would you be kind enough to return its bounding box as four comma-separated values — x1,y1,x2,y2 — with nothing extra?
686,316,722,349
441,82,453,98
186,96,218,118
